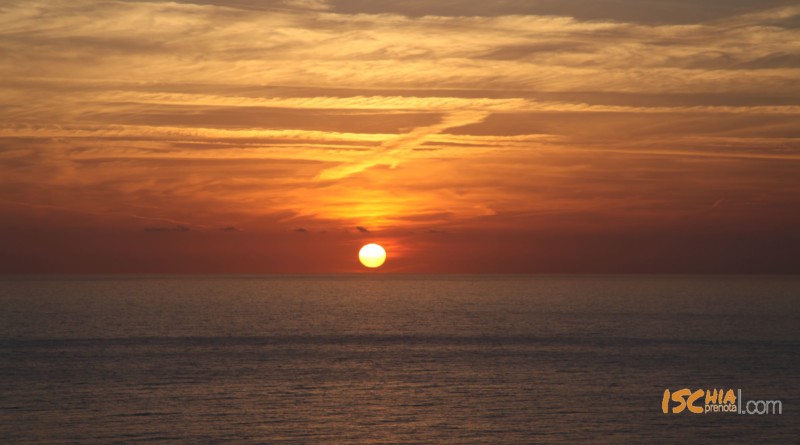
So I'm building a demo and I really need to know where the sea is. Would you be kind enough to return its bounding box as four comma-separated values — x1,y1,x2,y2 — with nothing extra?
1,275,798,444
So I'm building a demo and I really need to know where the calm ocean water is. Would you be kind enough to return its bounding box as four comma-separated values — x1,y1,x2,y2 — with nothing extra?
1,275,798,443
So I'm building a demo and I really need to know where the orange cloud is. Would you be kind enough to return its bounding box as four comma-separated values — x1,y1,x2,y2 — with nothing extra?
1,0,798,272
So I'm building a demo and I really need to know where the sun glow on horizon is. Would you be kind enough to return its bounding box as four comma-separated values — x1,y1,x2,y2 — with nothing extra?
359,243,387,268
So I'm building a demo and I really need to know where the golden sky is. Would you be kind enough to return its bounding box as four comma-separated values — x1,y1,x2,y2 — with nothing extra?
1,0,799,272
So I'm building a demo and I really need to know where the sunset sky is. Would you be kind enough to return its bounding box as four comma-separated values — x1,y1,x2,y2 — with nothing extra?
1,0,799,273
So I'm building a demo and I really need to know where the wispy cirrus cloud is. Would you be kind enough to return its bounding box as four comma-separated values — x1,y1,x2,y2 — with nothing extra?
1,0,799,272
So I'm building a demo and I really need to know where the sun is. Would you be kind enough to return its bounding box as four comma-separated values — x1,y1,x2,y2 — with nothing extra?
359,243,386,268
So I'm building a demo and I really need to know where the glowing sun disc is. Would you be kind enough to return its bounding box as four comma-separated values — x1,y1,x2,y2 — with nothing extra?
359,243,386,268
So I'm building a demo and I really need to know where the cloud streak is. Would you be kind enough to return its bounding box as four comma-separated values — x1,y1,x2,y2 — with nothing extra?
1,0,799,272
315,110,491,180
